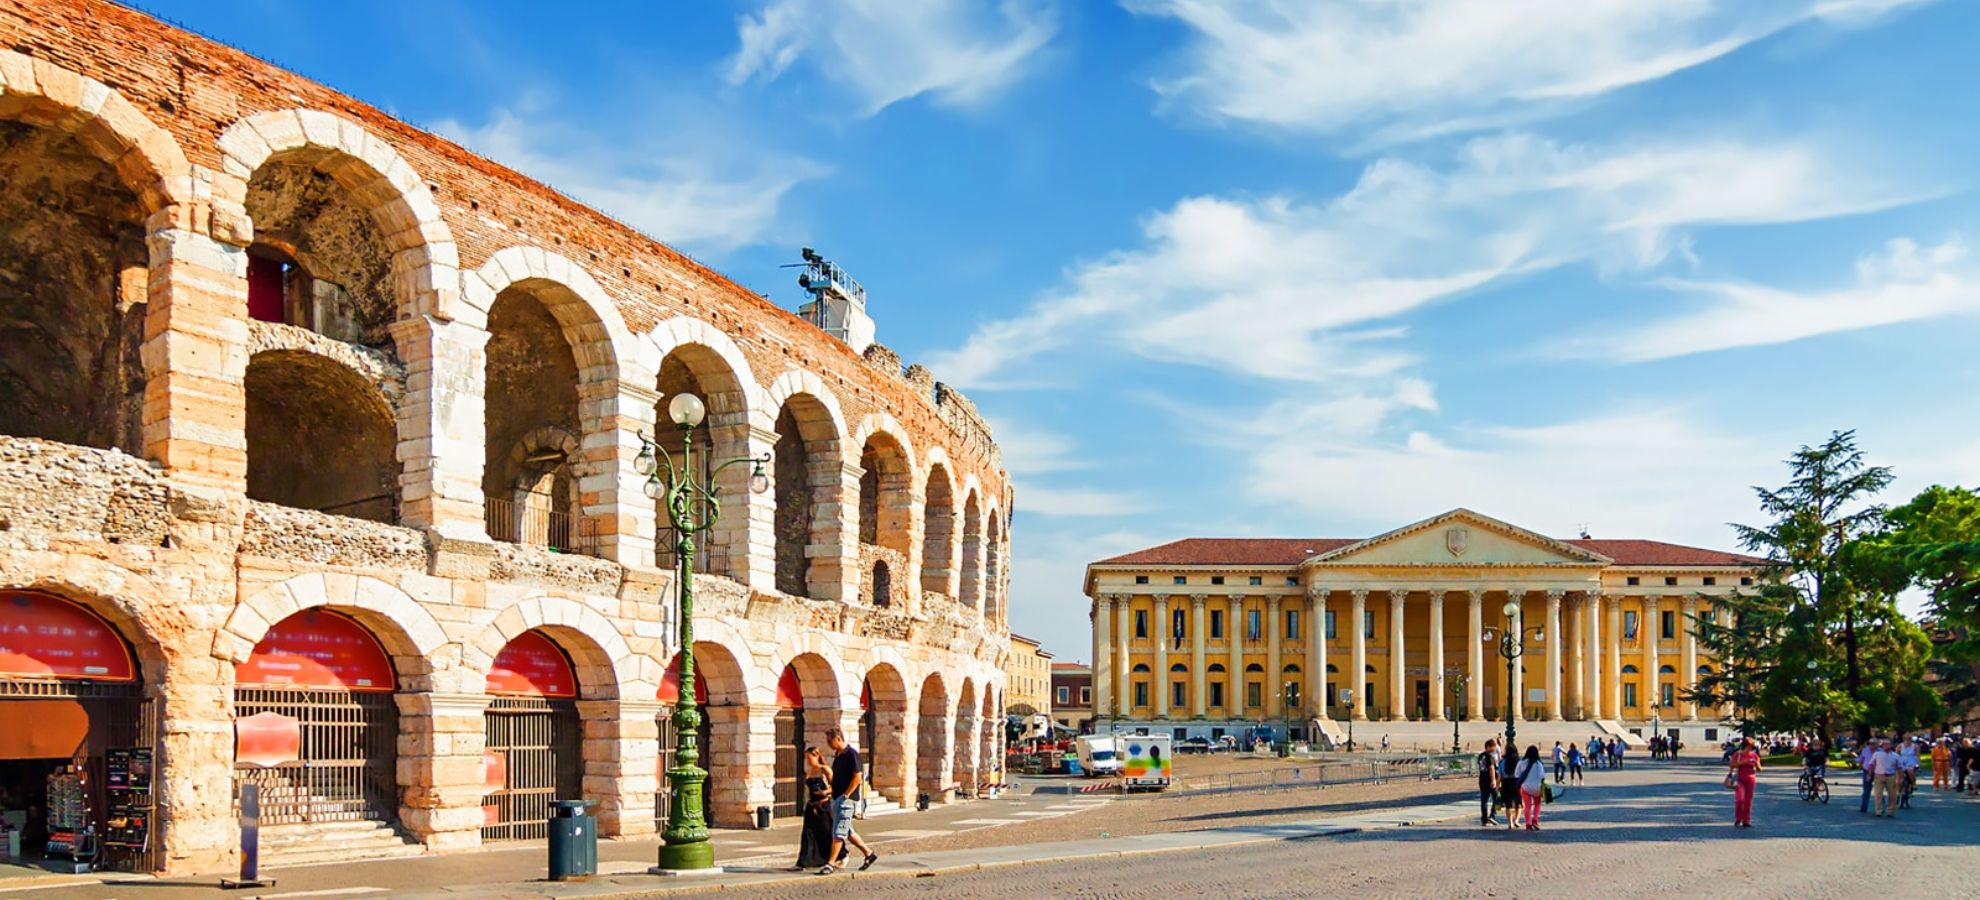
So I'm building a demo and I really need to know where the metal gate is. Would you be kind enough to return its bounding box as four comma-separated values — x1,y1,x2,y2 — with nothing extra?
0,679,158,872
654,707,713,830
482,696,581,841
772,707,804,819
233,687,398,826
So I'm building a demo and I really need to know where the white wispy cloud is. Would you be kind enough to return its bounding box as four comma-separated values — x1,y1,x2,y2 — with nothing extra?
1124,0,1935,141
1556,236,1980,362
930,132,1917,388
725,0,1056,116
436,101,826,253
1012,483,1153,517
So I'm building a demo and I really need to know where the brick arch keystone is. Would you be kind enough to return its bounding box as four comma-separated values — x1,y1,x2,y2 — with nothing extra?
214,573,449,667
214,108,463,322
464,596,648,700
0,50,193,216
470,246,639,380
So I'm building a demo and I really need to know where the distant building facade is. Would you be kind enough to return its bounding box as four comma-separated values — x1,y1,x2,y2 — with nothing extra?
1006,633,1054,719
1083,509,1760,745
1051,663,1094,734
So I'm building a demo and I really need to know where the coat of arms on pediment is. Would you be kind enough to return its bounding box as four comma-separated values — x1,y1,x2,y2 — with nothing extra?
1445,526,1468,558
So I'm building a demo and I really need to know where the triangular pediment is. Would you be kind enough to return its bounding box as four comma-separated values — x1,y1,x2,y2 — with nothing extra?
1306,509,1612,567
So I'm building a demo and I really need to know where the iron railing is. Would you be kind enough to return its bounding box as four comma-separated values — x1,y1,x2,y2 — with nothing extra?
1171,752,1475,795
482,696,582,842
484,496,599,557
233,687,398,826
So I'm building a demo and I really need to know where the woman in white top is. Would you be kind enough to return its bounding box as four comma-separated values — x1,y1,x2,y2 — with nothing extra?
1517,745,1547,830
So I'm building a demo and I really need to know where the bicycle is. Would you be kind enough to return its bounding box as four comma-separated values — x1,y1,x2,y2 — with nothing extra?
1797,768,1830,804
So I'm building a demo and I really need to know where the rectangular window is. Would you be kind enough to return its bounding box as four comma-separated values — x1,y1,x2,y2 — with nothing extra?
1286,577,1298,586
1661,610,1675,640
1246,610,1263,641
1057,686,1069,704
1209,681,1225,708
1364,682,1374,709
1210,610,1224,639
1134,682,1149,708
1660,683,1675,707
1626,576,1640,586
1134,609,1149,639
1740,576,1753,586
1172,681,1187,708
1246,681,1262,709
1664,576,1678,586
1623,610,1638,640
1172,608,1187,644
1211,575,1225,585
1703,577,1717,586
1080,687,1091,705
1285,609,1300,640
1285,683,1300,708
1363,610,1375,639
1173,575,1187,585
1325,610,1337,639
1248,576,1263,586
1135,575,1149,584
1623,683,1638,709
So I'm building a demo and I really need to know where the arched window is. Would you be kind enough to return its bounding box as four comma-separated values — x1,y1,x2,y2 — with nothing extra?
1282,664,1301,674
870,560,892,608
1325,664,1339,673
1207,663,1226,673
1169,663,1188,673
1244,663,1264,673
1132,663,1151,673
1622,664,1639,674
1659,664,1676,674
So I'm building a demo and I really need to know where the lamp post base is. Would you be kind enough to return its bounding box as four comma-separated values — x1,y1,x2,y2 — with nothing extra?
656,840,716,871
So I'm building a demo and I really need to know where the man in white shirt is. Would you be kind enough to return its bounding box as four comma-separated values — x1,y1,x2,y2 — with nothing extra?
1871,739,1903,817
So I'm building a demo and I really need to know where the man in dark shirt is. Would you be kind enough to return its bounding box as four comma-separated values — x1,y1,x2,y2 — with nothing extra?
1476,739,1501,826
820,727,878,875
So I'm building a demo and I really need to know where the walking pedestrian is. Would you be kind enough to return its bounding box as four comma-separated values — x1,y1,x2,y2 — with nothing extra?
1566,742,1585,784
1857,738,1878,814
1499,747,1523,829
1898,737,1920,808
1728,737,1761,828
1871,738,1902,818
818,727,879,875
1610,738,1624,769
1931,738,1951,791
1477,739,1502,826
1551,741,1566,783
1516,745,1546,831
1588,736,1604,770
793,747,833,870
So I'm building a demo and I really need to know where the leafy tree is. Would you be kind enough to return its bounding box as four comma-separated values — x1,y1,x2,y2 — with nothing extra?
1686,431,1936,738
1856,485,1980,722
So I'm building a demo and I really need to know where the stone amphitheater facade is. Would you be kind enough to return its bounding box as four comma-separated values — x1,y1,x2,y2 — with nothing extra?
0,0,1010,873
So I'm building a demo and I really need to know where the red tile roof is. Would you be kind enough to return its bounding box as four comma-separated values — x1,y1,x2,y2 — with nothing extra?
1093,536,1761,567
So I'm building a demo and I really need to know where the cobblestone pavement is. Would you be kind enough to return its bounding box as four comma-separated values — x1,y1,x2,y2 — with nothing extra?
712,758,1980,899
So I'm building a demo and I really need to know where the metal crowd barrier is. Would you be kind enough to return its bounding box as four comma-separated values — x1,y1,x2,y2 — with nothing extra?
1170,752,1476,795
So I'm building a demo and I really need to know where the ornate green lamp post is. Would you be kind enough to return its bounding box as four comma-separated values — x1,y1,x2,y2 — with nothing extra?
640,393,769,872
1483,601,1544,754
1446,667,1467,754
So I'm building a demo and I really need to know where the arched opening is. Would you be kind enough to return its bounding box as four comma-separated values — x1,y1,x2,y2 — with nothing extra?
234,608,403,838
869,560,893,609
915,673,952,802
483,286,595,556
857,433,912,552
655,640,750,827
985,515,1003,624
772,396,839,598
960,491,983,610
0,117,150,452
0,589,155,872
953,678,978,798
244,350,400,522
653,347,731,575
482,630,584,841
921,464,956,594
243,150,399,349
862,664,909,805
773,653,841,818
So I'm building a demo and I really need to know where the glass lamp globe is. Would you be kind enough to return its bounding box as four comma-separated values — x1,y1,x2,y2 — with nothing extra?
643,478,662,500
748,463,771,495
1501,601,1519,617
633,442,656,477
668,392,706,427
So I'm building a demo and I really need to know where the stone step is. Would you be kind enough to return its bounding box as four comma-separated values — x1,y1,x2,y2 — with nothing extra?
256,820,423,869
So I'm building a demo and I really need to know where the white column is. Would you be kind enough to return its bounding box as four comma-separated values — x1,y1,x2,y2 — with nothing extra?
1507,589,1525,722
1266,595,1284,717
1387,590,1406,721
1228,595,1244,715
1566,596,1583,719
1428,589,1446,721
1092,595,1112,717
1643,596,1661,718
1545,590,1564,721
1604,595,1623,719
1115,597,1132,716
1153,594,1171,719
1680,596,1698,721
1350,590,1368,721
1306,588,1327,719
1584,592,1603,721
1190,594,1208,717
1466,590,1485,720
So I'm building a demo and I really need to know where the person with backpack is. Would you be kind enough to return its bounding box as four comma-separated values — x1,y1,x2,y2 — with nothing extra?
1515,745,1547,830
1566,742,1585,784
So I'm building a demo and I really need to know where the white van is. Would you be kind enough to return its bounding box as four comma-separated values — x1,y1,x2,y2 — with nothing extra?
1076,735,1122,777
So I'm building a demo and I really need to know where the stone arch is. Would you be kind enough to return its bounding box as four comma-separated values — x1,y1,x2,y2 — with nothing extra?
5,563,174,683
465,597,647,700
244,348,401,522
765,371,849,600
774,632,851,710
469,248,636,378
483,271,595,552
854,414,915,561
920,449,958,596
960,488,984,611
215,573,450,689
0,53,192,454
915,671,953,800
646,319,759,579
985,504,1004,626
215,109,461,329
861,661,912,804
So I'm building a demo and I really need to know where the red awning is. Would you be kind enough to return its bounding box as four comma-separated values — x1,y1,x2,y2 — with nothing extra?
775,664,803,709
237,608,395,692
656,653,709,705
0,590,137,682
487,630,578,698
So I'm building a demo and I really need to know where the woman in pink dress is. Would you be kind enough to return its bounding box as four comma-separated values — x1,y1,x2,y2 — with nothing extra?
1729,737,1762,828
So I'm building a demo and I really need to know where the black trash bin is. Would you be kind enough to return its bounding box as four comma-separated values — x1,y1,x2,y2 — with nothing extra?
754,805,771,829
547,799,598,881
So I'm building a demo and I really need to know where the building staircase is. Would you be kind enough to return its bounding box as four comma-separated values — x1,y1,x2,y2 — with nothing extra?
256,819,425,869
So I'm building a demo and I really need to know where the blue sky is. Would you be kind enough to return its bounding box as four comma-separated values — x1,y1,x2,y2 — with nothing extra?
151,0,1980,659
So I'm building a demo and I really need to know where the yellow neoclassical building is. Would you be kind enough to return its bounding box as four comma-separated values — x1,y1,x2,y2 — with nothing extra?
1082,509,1761,745
1006,633,1055,718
